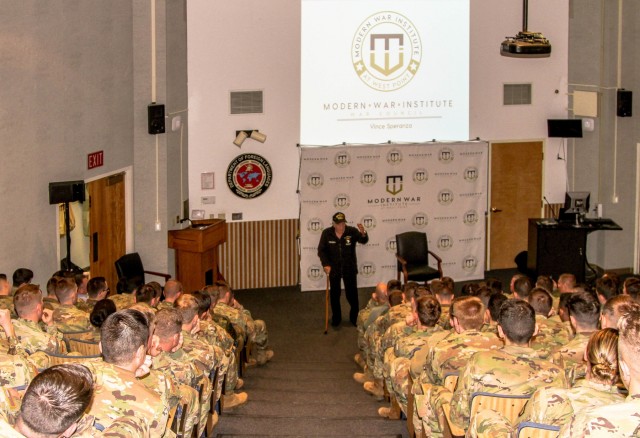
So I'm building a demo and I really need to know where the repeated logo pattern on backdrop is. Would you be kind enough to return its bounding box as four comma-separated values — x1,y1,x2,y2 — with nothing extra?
299,142,488,291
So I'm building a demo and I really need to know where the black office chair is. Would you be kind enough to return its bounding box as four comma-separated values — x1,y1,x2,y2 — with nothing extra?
395,231,443,285
114,252,171,288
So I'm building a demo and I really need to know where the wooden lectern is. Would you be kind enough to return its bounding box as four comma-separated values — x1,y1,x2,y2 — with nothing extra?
168,219,226,293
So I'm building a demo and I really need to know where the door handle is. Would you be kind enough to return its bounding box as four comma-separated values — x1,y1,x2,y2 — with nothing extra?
93,232,99,262
490,207,502,213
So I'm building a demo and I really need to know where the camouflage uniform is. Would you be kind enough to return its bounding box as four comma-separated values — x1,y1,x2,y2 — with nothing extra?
102,415,151,437
155,300,175,312
52,304,91,332
356,299,388,351
110,293,136,311
412,330,502,435
530,314,572,356
0,350,37,388
364,303,411,372
76,298,99,314
551,331,594,386
195,319,238,392
84,359,169,437
448,345,567,433
559,394,640,437
470,379,624,437
437,304,451,330
12,318,65,355
0,297,16,318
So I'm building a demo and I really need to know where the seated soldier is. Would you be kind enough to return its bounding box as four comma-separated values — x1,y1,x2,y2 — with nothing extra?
512,276,533,300
134,283,160,314
382,295,447,418
355,281,389,368
595,275,618,305
0,309,38,389
51,276,90,332
110,276,138,310
12,284,65,358
528,287,571,354
431,279,453,330
622,276,640,297
412,296,502,436
560,307,640,436
86,298,117,342
551,291,600,385
484,292,508,333
600,294,640,329
449,300,566,435
85,309,168,436
76,276,110,314
156,279,183,311
0,274,16,318
11,268,33,295
7,364,94,438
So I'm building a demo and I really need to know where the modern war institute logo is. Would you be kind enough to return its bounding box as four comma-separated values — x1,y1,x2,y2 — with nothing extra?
359,261,377,278
437,189,454,206
386,175,403,195
334,193,351,209
412,212,429,229
360,214,377,230
463,166,479,182
334,150,351,168
463,210,479,226
462,255,479,273
412,168,429,185
306,173,324,189
351,11,422,92
385,238,397,253
386,148,403,165
306,217,324,234
307,265,324,282
226,153,272,199
438,147,454,164
360,170,377,187
437,235,454,251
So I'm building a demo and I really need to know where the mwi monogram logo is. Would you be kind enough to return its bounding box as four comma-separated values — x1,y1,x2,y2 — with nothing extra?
462,255,479,272
359,262,376,277
334,193,351,209
463,210,479,226
307,265,324,281
438,189,454,206
386,175,403,195
360,214,377,230
463,166,479,182
385,238,397,253
437,235,454,251
412,212,429,229
386,148,403,165
306,217,324,233
360,170,377,187
412,168,429,185
306,173,324,189
334,151,351,168
438,147,454,164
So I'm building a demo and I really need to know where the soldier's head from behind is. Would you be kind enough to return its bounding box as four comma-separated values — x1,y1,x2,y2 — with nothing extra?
175,293,200,331
497,299,537,346
135,283,159,306
585,328,619,386
201,284,221,308
557,292,573,322
567,291,600,333
87,276,109,301
487,293,508,324
54,276,78,305
450,296,485,332
387,279,402,292
371,282,388,305
89,299,116,329
163,279,183,303
601,295,640,329
388,289,404,307
431,279,453,305
12,268,33,289
528,287,553,317
100,309,150,370
216,281,234,305
15,363,93,438
192,291,212,321
557,273,576,293
513,276,533,300
149,308,183,357
14,284,43,321
535,275,554,294
616,307,640,390
415,296,441,329
595,276,619,305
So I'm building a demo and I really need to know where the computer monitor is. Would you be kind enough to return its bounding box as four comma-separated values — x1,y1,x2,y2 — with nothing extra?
564,191,590,215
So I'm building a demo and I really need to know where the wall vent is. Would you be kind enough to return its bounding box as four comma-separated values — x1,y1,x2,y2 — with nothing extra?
503,83,532,105
230,90,263,114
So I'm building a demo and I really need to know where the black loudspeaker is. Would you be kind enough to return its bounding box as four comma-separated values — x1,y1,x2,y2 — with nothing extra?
49,181,85,205
147,103,166,134
617,89,632,117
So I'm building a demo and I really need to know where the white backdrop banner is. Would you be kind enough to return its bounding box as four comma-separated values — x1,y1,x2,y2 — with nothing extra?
299,142,488,291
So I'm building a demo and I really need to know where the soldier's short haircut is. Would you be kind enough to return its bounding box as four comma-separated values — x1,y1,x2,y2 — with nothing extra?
87,276,107,299
451,296,485,331
586,328,619,385
89,299,116,328
387,279,402,292
485,277,503,294
432,280,453,299
404,283,418,302
558,273,576,290
54,277,76,303
414,286,431,299
626,278,640,302
460,282,479,297
535,275,554,294
602,295,640,327
475,286,494,309
135,284,157,304
416,296,441,327
19,364,93,436
498,299,536,345
596,276,618,302
430,280,444,295
154,308,183,340
101,309,150,365
513,276,533,299
567,291,600,328
528,288,553,316
175,293,199,324
13,284,43,317
201,285,221,306
164,279,183,299
617,308,640,367
388,290,404,307
12,268,33,286
192,291,211,317
441,277,455,293
487,293,508,322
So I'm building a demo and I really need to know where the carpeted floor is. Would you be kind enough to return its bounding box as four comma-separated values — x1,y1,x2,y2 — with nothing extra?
214,285,408,438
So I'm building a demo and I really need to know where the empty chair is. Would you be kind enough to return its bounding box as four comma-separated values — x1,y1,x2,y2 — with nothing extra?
516,421,560,438
114,252,171,288
395,231,443,285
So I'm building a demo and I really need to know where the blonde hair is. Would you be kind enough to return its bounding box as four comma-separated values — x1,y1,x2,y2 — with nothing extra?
586,328,619,385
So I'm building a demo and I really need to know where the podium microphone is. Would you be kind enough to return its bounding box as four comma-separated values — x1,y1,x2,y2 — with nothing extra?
543,196,558,222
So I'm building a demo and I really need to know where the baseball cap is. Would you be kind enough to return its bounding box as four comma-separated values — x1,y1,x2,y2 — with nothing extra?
332,212,346,223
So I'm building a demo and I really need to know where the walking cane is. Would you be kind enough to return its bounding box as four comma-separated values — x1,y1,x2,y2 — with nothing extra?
324,274,330,334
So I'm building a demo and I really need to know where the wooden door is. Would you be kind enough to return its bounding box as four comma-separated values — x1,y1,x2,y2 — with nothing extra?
489,142,543,269
88,173,126,291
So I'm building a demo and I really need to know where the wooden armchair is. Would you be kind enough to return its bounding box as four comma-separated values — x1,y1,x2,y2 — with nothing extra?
516,421,560,438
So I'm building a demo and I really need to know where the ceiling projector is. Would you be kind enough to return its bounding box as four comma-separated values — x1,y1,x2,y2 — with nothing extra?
501,0,551,58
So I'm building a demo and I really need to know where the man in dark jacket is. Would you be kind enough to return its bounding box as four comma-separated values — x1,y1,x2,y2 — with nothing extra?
318,212,369,326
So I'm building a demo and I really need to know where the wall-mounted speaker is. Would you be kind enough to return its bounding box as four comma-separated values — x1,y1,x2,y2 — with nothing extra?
148,103,166,134
617,89,632,117
49,181,85,205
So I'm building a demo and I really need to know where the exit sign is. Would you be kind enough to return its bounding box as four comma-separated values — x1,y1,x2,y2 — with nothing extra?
88,151,104,169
